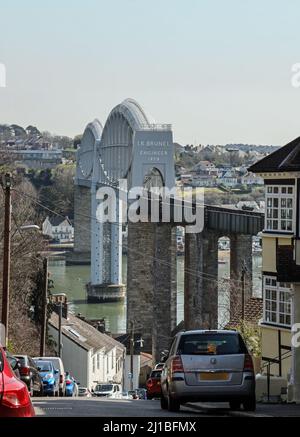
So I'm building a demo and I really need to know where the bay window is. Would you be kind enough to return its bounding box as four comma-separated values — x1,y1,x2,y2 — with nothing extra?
265,185,294,232
263,276,291,327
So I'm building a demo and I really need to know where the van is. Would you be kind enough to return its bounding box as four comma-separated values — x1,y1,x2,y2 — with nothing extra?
34,356,66,396
93,383,122,398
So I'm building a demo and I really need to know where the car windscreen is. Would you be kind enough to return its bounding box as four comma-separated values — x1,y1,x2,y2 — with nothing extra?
95,384,113,391
36,361,52,371
177,333,248,355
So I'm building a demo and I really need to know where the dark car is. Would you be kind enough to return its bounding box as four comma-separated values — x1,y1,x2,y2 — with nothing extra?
0,344,35,417
5,351,21,379
14,355,43,397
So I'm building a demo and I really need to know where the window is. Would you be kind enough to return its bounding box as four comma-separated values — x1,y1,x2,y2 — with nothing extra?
97,353,100,370
265,185,294,232
264,276,291,327
92,356,95,373
107,355,109,374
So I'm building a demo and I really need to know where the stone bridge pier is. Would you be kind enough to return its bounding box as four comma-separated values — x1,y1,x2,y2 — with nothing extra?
184,231,219,331
126,221,177,362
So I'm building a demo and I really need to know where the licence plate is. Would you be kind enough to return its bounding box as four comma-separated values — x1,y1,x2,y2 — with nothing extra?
199,372,229,381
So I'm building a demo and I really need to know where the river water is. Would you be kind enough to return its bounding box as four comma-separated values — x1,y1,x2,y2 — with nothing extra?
49,253,262,334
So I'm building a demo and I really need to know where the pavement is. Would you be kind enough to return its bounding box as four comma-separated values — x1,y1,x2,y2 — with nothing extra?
32,397,300,417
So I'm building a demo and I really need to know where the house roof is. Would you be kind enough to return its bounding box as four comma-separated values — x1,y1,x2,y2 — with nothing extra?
225,297,263,329
248,137,300,173
46,216,73,227
49,312,125,353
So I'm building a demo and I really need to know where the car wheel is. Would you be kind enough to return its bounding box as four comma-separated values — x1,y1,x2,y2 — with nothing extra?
39,384,44,397
229,400,241,411
167,389,180,412
243,396,256,412
160,393,168,410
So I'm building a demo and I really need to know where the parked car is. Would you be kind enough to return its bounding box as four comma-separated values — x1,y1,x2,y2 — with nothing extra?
0,345,35,417
93,383,122,397
128,389,140,400
160,330,256,412
136,388,147,400
78,387,92,397
34,356,65,396
34,360,59,397
65,372,78,397
146,370,162,399
14,355,43,397
5,351,21,379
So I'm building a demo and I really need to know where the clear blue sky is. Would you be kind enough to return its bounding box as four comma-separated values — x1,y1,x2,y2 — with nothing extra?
0,0,300,145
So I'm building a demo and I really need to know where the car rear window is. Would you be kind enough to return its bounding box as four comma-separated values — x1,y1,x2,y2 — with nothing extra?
14,356,26,366
150,370,162,378
36,361,52,371
177,333,248,355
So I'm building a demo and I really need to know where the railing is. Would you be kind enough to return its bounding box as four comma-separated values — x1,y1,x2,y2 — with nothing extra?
261,330,292,402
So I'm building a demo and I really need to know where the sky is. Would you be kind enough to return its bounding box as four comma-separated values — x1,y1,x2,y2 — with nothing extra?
0,0,300,146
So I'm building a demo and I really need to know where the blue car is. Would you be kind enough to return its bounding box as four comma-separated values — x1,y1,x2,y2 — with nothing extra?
65,372,78,397
35,360,59,397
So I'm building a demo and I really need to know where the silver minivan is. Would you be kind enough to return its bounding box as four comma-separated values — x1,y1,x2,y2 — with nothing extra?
160,330,256,412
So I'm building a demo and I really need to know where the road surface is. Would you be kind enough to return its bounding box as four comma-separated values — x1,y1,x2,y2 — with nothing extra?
32,397,233,417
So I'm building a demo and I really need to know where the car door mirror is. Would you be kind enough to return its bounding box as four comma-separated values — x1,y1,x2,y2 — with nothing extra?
54,369,59,374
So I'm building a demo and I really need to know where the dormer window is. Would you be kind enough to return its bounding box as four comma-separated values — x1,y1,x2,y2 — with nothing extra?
265,185,294,232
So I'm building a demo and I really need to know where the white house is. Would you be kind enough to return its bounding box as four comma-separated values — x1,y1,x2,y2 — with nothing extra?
217,170,238,187
42,216,74,243
48,312,125,390
241,171,264,186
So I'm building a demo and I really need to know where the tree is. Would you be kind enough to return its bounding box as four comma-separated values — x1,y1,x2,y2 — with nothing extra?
0,176,54,354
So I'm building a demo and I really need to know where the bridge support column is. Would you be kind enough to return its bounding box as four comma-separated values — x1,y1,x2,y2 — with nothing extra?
110,190,123,285
68,185,91,265
87,188,125,303
152,224,177,363
230,234,253,318
184,231,219,330
127,222,177,359
127,221,156,353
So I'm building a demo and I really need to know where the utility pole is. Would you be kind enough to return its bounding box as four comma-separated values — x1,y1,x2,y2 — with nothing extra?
40,257,48,356
130,321,134,391
241,263,246,321
58,301,62,358
1,173,12,348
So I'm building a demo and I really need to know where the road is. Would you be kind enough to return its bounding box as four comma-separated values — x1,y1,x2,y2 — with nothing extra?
32,397,234,417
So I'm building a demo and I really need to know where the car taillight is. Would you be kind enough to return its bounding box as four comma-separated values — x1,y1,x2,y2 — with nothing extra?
20,366,30,376
66,380,72,386
2,386,31,409
244,354,254,372
60,375,63,384
171,355,184,373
